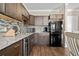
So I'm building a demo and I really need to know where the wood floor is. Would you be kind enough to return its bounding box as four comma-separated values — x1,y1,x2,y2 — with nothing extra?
30,45,68,56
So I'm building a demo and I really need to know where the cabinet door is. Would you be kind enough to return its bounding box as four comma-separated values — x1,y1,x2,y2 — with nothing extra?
12,40,22,56
25,9,29,19
43,16,48,25
22,15,28,25
29,34,34,48
22,5,29,19
38,33,49,45
32,33,49,45
33,33,39,44
35,16,43,25
16,4,23,21
21,6,26,17
22,6,29,25
0,3,5,13
5,3,17,19
0,40,22,56
29,15,35,25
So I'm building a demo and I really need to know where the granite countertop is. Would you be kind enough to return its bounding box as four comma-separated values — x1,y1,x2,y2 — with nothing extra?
0,33,33,50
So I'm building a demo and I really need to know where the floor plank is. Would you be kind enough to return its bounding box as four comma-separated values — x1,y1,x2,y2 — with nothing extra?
30,45,68,56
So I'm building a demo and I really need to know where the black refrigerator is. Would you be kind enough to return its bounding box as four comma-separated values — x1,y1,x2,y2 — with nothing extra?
48,21,62,47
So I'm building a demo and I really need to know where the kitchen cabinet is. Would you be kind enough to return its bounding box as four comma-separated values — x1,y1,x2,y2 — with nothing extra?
24,7,29,19
35,16,48,25
38,33,49,45
25,9,29,19
21,4,29,25
5,3,17,19
32,33,39,44
35,16,43,25
0,40,22,56
22,15,29,25
50,14,63,21
16,4,23,21
17,4,29,22
22,5,29,20
0,3,5,13
30,34,34,48
29,15,35,25
42,16,48,25
33,33,49,45
21,6,26,17
22,5,30,25
21,35,34,56
22,35,34,56
0,3,30,24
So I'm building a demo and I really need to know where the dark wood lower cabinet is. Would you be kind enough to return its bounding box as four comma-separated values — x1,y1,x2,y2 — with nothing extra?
0,34,34,56
28,34,34,55
32,33,49,45
0,40,22,56
0,33,49,56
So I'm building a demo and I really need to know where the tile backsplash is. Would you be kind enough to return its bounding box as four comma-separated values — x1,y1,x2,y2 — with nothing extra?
26,26,48,33
26,28,35,33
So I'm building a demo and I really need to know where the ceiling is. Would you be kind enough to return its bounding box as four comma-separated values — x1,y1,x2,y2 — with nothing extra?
25,3,64,10
67,3,79,9
23,3,65,16
22,3,79,16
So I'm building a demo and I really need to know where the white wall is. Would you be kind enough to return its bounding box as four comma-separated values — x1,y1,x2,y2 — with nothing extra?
65,14,79,32
65,10,79,48
65,16,73,32
72,16,79,32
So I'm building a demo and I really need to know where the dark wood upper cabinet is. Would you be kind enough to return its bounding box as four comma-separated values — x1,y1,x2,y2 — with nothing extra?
29,15,35,25
22,15,29,25
16,4,29,22
5,3,17,19
0,3,5,13
16,4,23,21
22,5,29,20
25,9,29,19
0,3,30,24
